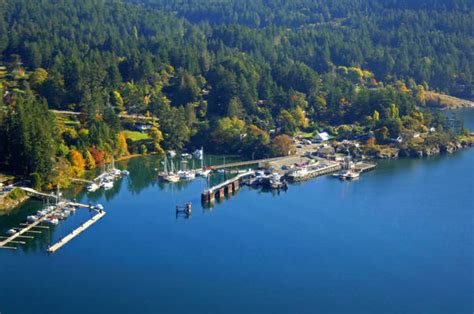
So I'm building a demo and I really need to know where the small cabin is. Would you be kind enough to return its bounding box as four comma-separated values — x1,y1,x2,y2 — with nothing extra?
135,124,152,132
313,131,331,143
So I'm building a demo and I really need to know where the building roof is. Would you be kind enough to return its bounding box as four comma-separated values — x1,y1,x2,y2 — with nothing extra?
315,132,330,141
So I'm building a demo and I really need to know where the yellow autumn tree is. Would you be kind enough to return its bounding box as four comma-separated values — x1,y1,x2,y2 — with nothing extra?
117,132,129,156
69,149,85,176
85,150,96,170
292,106,309,128
148,127,164,154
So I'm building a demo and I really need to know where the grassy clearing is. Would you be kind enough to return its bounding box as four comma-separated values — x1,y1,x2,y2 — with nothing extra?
425,91,474,108
123,130,150,141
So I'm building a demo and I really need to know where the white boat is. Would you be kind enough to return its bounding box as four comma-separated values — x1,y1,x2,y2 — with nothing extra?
101,180,114,190
121,170,130,176
112,168,122,177
180,171,196,180
27,215,38,223
92,203,104,211
341,170,360,180
167,150,176,158
87,183,99,192
6,229,17,236
164,174,180,183
197,168,211,177
44,217,59,226
288,167,308,179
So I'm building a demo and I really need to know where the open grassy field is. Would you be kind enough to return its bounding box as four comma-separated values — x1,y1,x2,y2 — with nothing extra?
425,91,474,108
123,130,150,141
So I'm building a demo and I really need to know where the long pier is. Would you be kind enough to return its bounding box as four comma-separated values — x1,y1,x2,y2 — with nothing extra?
202,171,254,203
70,178,94,184
18,187,56,199
47,210,106,254
353,162,377,173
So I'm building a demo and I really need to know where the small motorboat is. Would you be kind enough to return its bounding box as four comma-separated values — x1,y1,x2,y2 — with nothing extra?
92,203,104,211
27,215,38,223
5,229,17,236
87,183,99,192
121,170,130,176
101,180,114,190
180,171,196,180
163,174,180,183
196,168,211,177
44,217,59,226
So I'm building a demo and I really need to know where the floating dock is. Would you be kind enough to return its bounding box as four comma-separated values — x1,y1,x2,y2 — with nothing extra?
286,163,341,182
0,216,48,250
47,210,106,254
353,162,377,172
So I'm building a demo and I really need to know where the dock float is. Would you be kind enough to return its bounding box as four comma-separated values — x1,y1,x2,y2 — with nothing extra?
47,211,106,254
0,216,47,249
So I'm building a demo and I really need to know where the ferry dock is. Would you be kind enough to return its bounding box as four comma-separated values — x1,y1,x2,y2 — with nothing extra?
201,170,254,203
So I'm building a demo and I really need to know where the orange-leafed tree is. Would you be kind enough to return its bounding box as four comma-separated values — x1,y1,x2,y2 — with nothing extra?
271,134,296,157
69,149,85,176
89,147,104,168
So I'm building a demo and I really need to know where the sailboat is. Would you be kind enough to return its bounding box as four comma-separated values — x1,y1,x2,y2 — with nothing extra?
179,159,196,180
162,157,180,183
196,147,211,177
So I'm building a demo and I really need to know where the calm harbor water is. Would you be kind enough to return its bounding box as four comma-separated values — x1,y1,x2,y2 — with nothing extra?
0,111,473,313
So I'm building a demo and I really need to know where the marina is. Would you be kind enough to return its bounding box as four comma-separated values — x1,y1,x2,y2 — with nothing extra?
1,186,106,252
0,148,472,313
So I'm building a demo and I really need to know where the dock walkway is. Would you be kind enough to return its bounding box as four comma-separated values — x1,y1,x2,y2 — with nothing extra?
0,216,47,250
48,210,106,254
18,187,56,199
205,171,255,193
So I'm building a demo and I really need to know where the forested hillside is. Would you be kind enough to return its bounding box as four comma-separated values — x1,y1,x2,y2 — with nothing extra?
0,0,472,187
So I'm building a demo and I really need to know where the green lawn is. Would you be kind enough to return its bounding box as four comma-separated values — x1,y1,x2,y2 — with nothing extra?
123,130,150,141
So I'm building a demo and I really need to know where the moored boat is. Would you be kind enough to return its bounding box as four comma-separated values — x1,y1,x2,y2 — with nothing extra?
6,228,17,236
27,215,38,223
87,183,99,192
44,217,59,226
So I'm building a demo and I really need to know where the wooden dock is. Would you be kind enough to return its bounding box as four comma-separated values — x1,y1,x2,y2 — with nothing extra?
286,163,341,182
47,210,106,254
353,162,377,173
18,187,57,199
202,171,254,203
0,216,48,250
70,178,94,184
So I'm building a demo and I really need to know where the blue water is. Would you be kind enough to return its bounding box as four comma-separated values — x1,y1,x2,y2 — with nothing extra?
0,114,473,313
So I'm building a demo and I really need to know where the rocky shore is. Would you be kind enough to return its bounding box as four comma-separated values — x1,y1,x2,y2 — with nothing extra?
369,137,473,159
0,189,30,215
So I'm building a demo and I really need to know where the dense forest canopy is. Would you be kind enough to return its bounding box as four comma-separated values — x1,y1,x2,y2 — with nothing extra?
0,0,472,186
